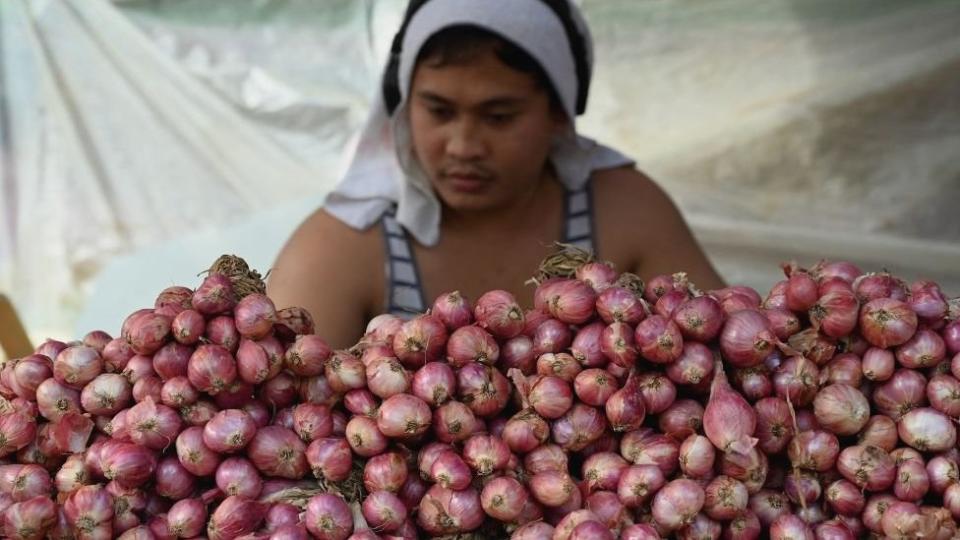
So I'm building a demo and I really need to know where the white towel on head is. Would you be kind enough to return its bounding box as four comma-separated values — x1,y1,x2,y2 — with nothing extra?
324,0,633,247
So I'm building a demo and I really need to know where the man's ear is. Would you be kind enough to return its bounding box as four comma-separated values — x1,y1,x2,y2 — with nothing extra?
551,109,572,137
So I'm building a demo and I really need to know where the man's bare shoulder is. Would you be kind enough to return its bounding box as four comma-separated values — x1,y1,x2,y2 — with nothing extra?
592,166,675,221
267,208,385,347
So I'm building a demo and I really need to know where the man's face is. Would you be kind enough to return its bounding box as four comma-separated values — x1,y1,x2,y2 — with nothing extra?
408,47,566,213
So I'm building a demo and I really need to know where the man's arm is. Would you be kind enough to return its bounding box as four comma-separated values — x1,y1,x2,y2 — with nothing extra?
595,167,726,291
266,209,382,349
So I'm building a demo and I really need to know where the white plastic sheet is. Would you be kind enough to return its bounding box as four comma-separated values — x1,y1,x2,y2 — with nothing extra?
2,0,958,341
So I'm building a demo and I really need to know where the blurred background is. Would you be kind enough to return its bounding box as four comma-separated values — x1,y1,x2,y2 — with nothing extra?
2,0,959,353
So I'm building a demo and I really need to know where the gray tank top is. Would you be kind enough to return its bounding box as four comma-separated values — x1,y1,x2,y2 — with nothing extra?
381,183,596,318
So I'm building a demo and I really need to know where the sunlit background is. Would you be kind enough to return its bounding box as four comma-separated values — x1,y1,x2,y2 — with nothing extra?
2,0,958,355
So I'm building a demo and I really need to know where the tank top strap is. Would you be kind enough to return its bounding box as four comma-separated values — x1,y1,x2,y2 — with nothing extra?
562,179,597,256
381,208,427,319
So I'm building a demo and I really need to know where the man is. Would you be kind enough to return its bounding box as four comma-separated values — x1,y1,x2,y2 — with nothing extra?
268,0,723,348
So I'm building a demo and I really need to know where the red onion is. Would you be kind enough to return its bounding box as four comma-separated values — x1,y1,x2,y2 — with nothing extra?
898,407,956,452
881,500,938,539
0,410,34,458
56,454,90,494
667,342,715,386
205,315,241,352
501,335,536,374
811,383,869,436
569,321,605,367
234,293,277,340
536,352,581,381
477,476,527,522
292,403,333,443
237,339,272,385
306,437,352,482
653,478,705,531
298,375,337,408
616,464,665,509
416,485,484,535
4,496,57,540
214,457,262,498
697,475,747,522
191,273,236,315
585,491,629,533
909,279,948,321
168,499,207,538
344,389,380,418
765,308,801,341
54,346,104,389
247,426,308,479
126,397,182,450
573,368,620,407
784,470,821,507
597,286,648,325
896,328,946,369
645,274,680,303
171,309,205,345
265,502,300,532
824,479,865,517
433,400,479,443
637,372,676,414
0,464,50,502
704,360,757,455
431,290,474,330
34,338,68,360
749,490,790,527
11,355,52,401
809,290,859,338
894,458,929,502
582,452,628,493
100,441,157,488
529,470,576,507
821,353,861,387
462,434,508,476
411,362,456,407
446,326,499,367
635,315,684,364
151,342,192,382
673,295,725,343
377,394,431,438
456,362,510,418
366,356,411,399
659,399,704,436
428,450,471,490
523,444,567,476
837,444,895,491
782,265,818,312
540,279,597,325
600,322,639,368
154,286,193,316
181,399,219,426
474,290,525,339
873,368,927,420
720,447,768,494
121,354,155,384
363,451,408,492
154,455,195,499
720,310,777,368
788,430,839,472
502,405,549,453
345,416,388,457
753,397,793,454
860,298,918,348
576,261,617,291
160,376,198,408
680,434,716,478
927,455,959,495
523,308,552,337
552,403,607,452
620,428,679,476
259,372,298,409
187,344,237,395
606,373,646,432
132,375,163,403
523,376,572,422
533,319,575,358
284,335,331,377
361,490,406,533
770,514,813,540
126,312,173,356
208,495,267,540
928,374,960,416
176,426,221,476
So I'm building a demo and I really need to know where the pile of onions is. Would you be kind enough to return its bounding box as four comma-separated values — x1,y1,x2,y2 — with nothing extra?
2,253,960,540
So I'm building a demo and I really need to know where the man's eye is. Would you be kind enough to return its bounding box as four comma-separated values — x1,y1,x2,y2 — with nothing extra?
487,113,515,124
428,107,453,120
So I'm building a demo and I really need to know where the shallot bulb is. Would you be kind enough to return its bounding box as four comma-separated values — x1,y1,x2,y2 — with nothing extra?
474,290,525,339
652,478,705,531
704,361,757,455
431,291,474,330
720,310,777,368
812,383,869,436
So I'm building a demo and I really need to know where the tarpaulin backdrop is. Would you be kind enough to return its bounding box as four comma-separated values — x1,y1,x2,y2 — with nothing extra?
1,0,958,346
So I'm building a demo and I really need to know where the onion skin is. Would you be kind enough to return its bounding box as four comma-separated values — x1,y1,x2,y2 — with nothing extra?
653,478,705,531
704,361,757,455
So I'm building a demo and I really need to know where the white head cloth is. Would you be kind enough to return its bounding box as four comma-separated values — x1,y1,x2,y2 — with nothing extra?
324,0,633,246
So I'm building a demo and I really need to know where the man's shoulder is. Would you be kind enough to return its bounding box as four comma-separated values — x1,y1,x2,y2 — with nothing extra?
592,166,674,219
